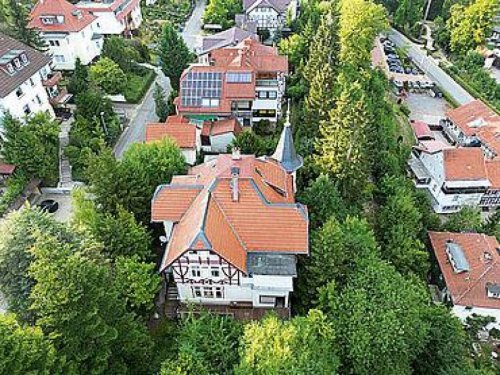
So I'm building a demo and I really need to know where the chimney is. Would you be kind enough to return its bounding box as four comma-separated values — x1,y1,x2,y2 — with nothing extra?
231,167,240,202
232,147,241,160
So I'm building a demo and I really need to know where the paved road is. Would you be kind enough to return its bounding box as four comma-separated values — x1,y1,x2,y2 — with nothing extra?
182,0,207,51
113,1,206,158
389,29,475,105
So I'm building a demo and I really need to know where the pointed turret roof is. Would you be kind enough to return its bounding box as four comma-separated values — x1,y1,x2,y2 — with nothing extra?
271,102,303,173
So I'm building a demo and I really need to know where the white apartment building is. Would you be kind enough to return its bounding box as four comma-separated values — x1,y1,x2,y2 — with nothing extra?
408,142,491,213
0,32,55,133
75,0,143,37
243,0,299,33
151,121,307,319
29,0,104,70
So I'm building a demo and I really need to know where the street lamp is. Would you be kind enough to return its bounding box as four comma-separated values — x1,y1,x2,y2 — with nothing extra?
100,111,109,137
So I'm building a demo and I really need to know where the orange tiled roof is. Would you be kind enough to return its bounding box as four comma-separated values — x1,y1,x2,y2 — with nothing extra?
446,100,500,137
444,148,488,181
478,129,500,158
153,154,308,273
145,115,197,149
201,118,243,137
29,0,96,32
151,185,203,222
486,159,500,189
429,231,500,309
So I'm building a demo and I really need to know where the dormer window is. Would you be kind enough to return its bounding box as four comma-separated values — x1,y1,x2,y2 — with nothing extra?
487,283,500,299
20,53,28,65
41,16,55,24
13,58,21,69
6,63,14,74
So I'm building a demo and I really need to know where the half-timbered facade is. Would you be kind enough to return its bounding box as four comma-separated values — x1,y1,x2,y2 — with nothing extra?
152,114,306,318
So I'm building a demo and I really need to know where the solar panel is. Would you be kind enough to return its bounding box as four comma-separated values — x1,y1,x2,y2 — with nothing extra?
446,241,470,273
181,71,222,107
226,71,252,83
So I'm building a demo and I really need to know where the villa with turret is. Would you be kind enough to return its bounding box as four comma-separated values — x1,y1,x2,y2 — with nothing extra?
151,113,307,319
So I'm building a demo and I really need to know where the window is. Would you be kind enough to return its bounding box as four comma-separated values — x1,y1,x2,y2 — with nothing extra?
20,53,28,64
192,286,202,297
226,72,252,83
256,91,277,99
211,267,220,277
29,78,34,86
252,109,276,118
35,95,42,105
203,287,214,298
191,266,201,278
13,58,21,69
259,296,276,304
23,104,31,115
214,287,223,298
15,87,23,98
201,98,219,107
6,63,14,74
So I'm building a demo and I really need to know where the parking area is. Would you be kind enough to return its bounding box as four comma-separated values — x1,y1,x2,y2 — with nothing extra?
406,93,450,124
34,192,73,223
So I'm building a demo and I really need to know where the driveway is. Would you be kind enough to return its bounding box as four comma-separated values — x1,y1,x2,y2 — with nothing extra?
406,93,450,125
389,29,474,105
113,1,206,158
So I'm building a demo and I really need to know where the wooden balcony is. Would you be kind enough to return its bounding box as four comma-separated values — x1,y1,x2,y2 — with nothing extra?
49,88,72,106
42,71,62,87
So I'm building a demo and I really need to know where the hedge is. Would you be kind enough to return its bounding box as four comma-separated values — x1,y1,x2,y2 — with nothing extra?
124,68,157,104
0,173,28,217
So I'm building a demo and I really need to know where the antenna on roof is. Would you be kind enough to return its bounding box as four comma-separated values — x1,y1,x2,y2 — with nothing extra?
284,99,291,128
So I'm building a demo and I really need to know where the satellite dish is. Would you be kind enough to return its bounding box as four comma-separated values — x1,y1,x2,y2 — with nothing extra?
159,236,168,244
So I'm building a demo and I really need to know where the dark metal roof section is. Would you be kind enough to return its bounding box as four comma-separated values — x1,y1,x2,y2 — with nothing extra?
247,253,297,276
271,102,303,173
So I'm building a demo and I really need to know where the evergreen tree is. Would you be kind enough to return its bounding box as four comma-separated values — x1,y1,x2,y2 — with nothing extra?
158,23,193,91
154,83,169,122
443,206,483,233
67,58,89,95
5,0,46,50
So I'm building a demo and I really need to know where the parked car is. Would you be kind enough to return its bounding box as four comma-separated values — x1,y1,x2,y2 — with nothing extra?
39,199,59,213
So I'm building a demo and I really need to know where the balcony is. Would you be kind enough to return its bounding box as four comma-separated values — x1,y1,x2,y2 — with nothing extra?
256,79,278,87
49,88,72,106
42,71,62,87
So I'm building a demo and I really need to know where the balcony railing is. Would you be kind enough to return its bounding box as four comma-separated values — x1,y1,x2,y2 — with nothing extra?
256,79,278,87
42,71,62,87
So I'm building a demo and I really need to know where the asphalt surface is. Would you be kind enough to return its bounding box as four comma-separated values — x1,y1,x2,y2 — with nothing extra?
113,0,207,158
389,29,475,106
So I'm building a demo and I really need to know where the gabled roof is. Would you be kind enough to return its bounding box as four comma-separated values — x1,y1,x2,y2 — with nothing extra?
444,148,488,181
145,115,197,149
429,231,500,310
411,120,434,140
29,0,97,33
0,32,51,98
446,100,500,137
200,27,258,55
201,118,243,137
244,0,292,13
153,154,308,273
486,159,500,189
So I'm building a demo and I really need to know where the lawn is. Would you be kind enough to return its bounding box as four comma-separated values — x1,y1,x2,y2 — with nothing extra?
124,67,157,104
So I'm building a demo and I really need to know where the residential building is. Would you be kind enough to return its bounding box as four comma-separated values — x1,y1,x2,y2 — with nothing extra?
441,100,500,159
429,231,500,328
145,115,243,163
146,115,200,165
74,0,143,37
29,0,104,70
151,118,307,319
243,0,299,34
199,27,258,60
176,38,288,127
0,32,56,132
408,145,491,213
481,159,500,209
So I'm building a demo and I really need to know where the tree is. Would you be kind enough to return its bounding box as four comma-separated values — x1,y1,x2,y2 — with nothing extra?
3,0,46,50
298,173,352,229
339,0,388,67
87,139,186,223
67,58,89,95
443,206,483,232
160,349,212,375
72,188,153,260
315,74,371,199
154,83,169,122
114,256,161,316
394,0,425,33
376,176,429,278
322,258,430,375
158,23,193,91
0,313,57,374
89,57,127,95
0,208,75,322
203,0,242,29
447,0,497,53
102,35,139,72
296,216,379,312
0,112,59,184
228,130,276,156
29,231,154,374
236,310,340,374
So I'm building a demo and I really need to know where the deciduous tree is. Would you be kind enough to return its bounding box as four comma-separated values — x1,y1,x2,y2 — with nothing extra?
203,0,242,29
443,206,483,232
89,57,127,95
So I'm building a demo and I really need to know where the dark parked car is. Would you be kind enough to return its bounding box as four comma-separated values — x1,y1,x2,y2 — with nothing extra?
39,199,59,213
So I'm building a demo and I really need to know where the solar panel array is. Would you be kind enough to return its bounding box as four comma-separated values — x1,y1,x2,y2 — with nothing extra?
181,71,223,107
226,72,252,83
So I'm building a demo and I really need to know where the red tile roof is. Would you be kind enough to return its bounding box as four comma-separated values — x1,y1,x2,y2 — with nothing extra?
429,231,500,309
486,159,500,189
151,185,203,222
446,100,500,137
201,118,243,137
0,163,15,175
444,148,488,181
145,116,197,149
177,38,288,116
478,129,500,158
29,0,96,33
153,154,308,273
411,120,434,140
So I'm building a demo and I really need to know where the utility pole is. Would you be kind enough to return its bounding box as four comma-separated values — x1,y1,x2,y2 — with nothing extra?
423,0,433,23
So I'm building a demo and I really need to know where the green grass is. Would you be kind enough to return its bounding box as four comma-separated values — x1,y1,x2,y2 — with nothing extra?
124,68,157,104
